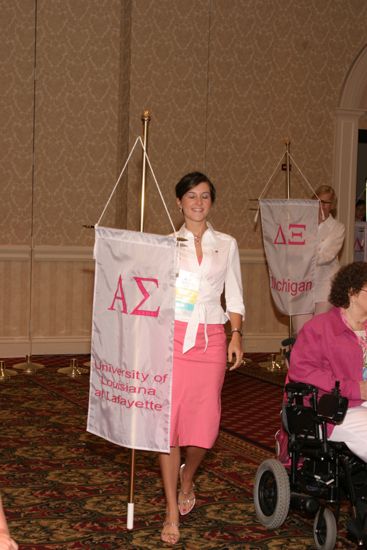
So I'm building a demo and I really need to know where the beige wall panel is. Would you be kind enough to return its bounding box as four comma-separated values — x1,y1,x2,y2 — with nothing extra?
120,0,367,249
31,255,94,339
0,247,94,357
33,0,124,246
0,253,30,339
0,247,286,356
241,254,288,351
0,0,35,244
206,0,367,249
126,0,211,234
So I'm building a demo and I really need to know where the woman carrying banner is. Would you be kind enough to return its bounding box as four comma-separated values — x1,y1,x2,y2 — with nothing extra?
292,185,345,335
160,172,245,545
288,261,367,462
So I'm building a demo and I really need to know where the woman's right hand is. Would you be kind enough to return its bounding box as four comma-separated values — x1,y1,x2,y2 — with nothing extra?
359,380,367,400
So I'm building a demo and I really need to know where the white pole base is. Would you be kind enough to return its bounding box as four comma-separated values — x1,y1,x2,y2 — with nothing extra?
127,502,134,530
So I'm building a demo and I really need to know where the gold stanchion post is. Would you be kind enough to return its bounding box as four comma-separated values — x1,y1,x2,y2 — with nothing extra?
58,357,88,378
0,360,18,381
14,5,45,375
13,354,44,375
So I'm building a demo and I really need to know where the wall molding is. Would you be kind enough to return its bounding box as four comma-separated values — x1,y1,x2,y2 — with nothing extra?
239,248,266,264
0,244,265,264
0,333,285,358
0,245,30,261
33,245,94,262
0,337,91,358
0,245,94,262
244,333,288,353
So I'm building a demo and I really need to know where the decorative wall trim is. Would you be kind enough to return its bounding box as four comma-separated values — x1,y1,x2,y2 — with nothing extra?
0,245,266,264
0,332,286,358
0,246,30,261
244,333,288,353
0,337,91,358
239,248,266,264
0,245,95,262
33,245,94,262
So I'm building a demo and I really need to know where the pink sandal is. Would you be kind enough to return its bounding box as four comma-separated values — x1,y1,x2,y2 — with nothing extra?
161,520,180,545
178,463,196,515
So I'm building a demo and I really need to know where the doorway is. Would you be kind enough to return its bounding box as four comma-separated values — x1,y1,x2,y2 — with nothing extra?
333,45,367,263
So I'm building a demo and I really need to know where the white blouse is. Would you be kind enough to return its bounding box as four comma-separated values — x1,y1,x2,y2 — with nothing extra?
174,224,245,352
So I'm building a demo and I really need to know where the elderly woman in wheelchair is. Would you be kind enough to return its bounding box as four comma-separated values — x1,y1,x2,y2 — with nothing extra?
254,262,367,549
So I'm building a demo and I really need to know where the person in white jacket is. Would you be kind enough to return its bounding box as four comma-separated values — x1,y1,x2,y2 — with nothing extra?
292,185,345,334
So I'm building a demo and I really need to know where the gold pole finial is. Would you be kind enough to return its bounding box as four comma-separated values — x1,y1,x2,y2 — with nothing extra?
142,110,151,122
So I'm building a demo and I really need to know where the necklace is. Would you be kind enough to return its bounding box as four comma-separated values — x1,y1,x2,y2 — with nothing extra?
186,224,207,245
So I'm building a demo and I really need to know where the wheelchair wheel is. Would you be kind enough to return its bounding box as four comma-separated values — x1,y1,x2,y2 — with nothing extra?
254,458,290,529
313,507,337,550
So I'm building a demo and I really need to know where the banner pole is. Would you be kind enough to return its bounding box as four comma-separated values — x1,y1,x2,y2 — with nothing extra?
140,110,151,232
14,0,44,375
127,110,152,530
127,447,136,529
285,139,292,337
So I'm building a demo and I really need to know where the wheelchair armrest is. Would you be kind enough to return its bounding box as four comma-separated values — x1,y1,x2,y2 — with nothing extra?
285,381,318,398
281,337,296,348
317,392,348,424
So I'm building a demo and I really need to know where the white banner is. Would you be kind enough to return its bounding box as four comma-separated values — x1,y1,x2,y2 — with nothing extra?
260,199,319,315
87,226,176,452
354,222,367,262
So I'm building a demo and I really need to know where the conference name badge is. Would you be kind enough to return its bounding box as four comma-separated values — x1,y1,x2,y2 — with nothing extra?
175,269,200,316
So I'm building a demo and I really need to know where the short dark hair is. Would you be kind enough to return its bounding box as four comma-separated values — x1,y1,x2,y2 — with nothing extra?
329,261,367,308
175,172,216,203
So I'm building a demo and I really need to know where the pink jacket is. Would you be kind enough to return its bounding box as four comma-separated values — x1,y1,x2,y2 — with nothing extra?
289,307,364,417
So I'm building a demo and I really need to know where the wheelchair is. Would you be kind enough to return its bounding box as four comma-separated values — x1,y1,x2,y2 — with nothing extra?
253,380,367,549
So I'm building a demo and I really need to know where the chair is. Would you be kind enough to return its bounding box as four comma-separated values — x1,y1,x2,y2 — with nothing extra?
253,381,367,549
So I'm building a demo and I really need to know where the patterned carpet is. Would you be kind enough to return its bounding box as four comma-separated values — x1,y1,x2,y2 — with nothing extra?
220,364,284,451
0,355,356,549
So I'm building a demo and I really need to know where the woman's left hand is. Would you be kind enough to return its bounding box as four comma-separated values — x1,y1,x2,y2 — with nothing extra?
227,333,243,371
0,531,18,550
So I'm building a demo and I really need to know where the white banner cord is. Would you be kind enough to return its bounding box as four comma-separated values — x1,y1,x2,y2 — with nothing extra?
141,143,176,235
97,136,141,225
288,152,318,197
288,152,326,221
253,155,284,224
254,150,321,224
96,136,177,236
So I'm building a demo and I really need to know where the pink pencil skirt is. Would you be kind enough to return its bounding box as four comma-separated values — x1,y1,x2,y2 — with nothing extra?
170,320,227,449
